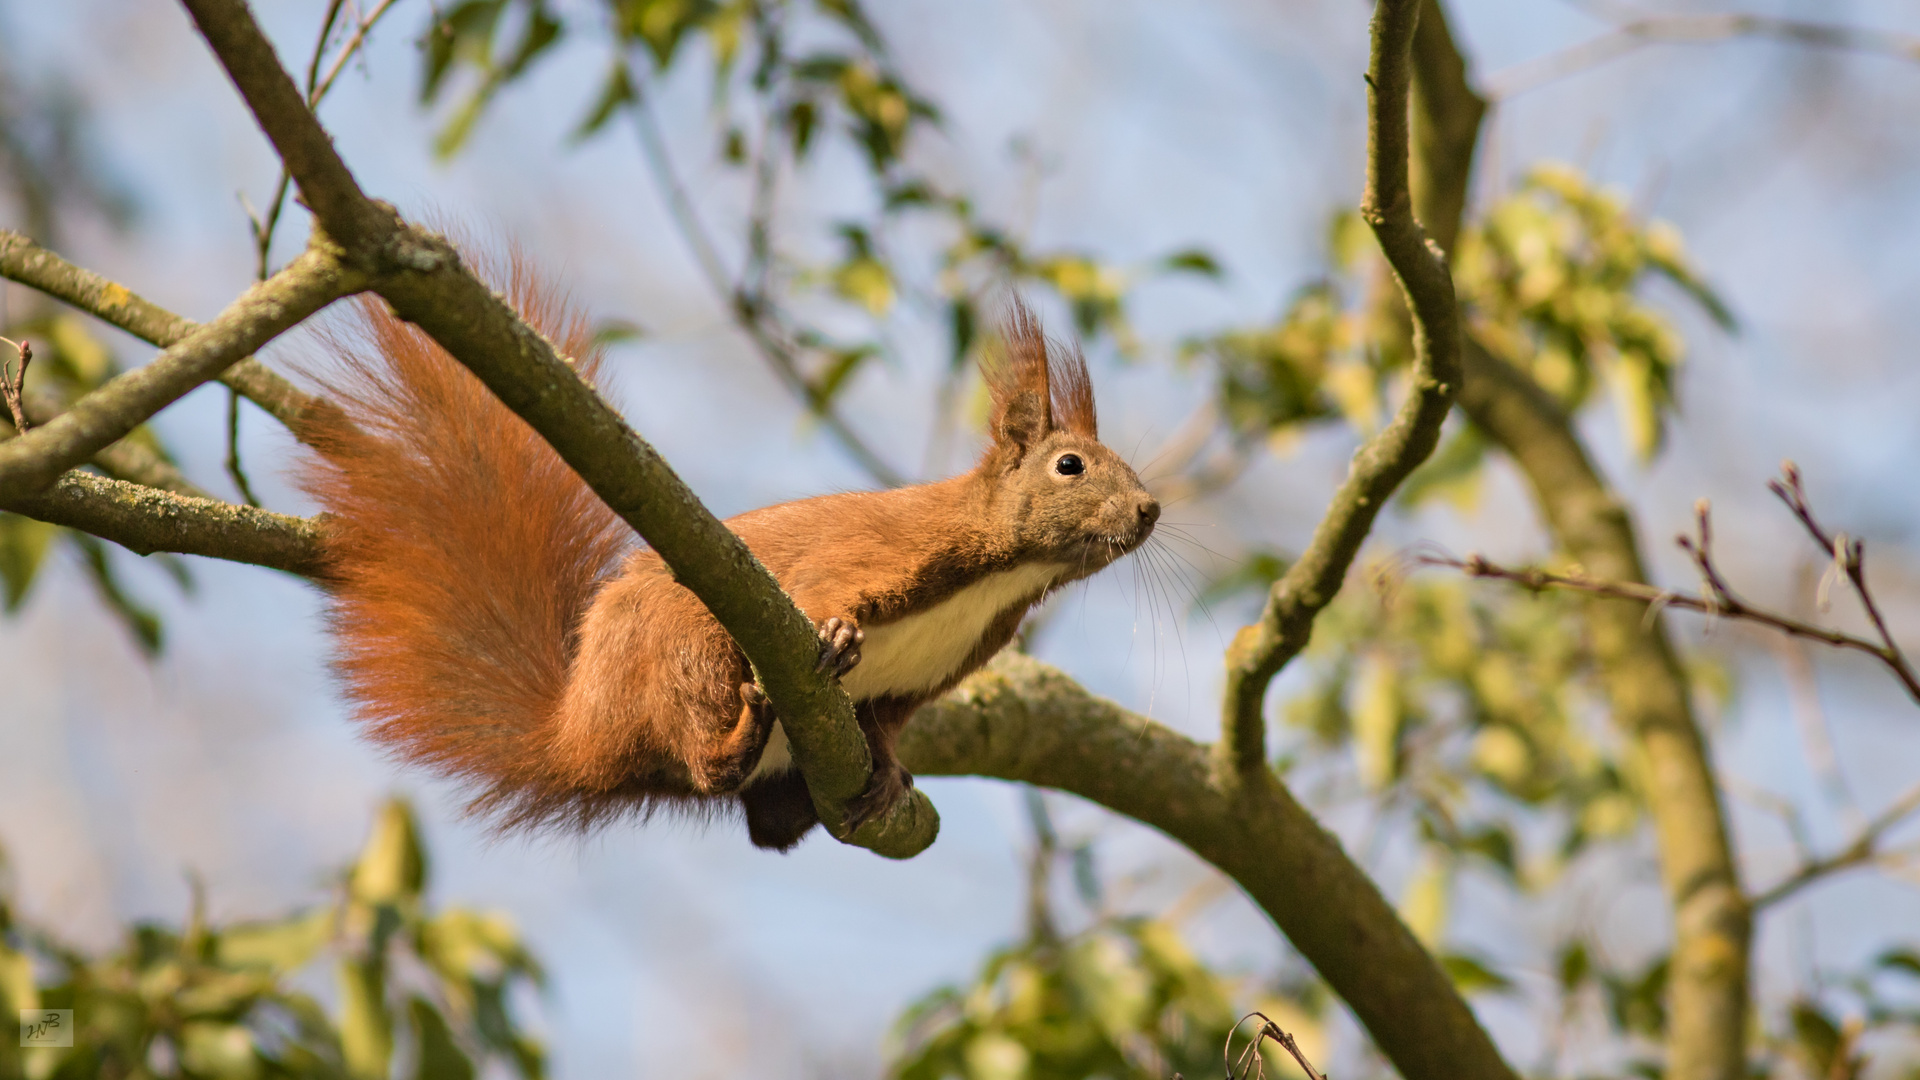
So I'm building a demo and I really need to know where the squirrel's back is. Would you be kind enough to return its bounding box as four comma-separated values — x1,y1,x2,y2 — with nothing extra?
295,254,631,827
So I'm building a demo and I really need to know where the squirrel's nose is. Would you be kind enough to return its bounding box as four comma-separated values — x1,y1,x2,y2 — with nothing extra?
1135,493,1160,529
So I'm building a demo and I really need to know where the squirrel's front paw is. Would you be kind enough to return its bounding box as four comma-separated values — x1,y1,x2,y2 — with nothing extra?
842,762,912,833
815,616,864,678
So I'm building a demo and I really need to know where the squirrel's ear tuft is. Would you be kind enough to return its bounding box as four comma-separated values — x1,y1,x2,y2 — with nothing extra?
984,298,1055,455
1049,339,1097,440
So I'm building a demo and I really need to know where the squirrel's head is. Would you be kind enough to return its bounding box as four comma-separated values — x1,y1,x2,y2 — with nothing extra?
980,301,1159,577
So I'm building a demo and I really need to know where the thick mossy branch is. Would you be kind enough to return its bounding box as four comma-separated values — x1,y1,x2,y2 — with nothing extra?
1391,2,1750,1075
1457,341,1749,1080
0,246,359,499
908,654,1520,1080
0,470,327,578
1393,4,1750,1075
1220,0,1462,776
0,229,328,431
1408,0,1487,256
177,0,934,857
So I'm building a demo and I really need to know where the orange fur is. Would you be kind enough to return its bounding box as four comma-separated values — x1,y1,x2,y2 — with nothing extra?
297,260,1157,850
295,254,633,829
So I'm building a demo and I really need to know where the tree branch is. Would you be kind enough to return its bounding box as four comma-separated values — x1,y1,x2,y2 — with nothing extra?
0,229,329,432
1487,12,1920,100
1399,4,1753,1072
0,470,327,578
7,388,208,498
0,246,358,499
1419,459,1919,706
177,0,935,857
1753,782,1920,911
1421,550,1920,706
905,654,1520,1080
1767,462,1920,703
1409,0,1488,257
179,0,389,249
1456,336,1750,1080
1219,0,1461,778
623,60,908,487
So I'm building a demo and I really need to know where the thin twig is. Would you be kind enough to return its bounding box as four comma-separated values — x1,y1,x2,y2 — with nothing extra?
1419,464,1919,706
310,0,402,106
0,335,30,432
225,386,261,506
1425,551,1920,707
1769,461,1919,698
1752,781,1920,910
1224,1012,1328,1080
1488,12,1920,99
230,0,397,505
623,56,906,487
0,229,325,432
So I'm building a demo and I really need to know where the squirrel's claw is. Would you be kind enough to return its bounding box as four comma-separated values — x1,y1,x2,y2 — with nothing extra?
815,616,864,678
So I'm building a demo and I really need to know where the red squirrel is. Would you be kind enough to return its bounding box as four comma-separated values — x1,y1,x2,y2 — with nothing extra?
296,254,1159,851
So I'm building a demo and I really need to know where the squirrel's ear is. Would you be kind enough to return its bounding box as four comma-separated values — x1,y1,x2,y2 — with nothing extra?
985,300,1054,457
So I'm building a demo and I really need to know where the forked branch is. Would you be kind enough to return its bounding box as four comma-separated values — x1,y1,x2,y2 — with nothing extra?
1,336,30,432
1220,0,1462,777
176,0,935,857
0,229,329,432
1752,781,1920,911
0,247,360,499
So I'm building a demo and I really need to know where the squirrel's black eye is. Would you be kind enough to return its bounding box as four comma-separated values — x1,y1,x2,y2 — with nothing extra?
1054,453,1085,476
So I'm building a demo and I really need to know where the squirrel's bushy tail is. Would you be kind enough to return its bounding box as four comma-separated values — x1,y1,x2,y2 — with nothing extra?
295,253,629,826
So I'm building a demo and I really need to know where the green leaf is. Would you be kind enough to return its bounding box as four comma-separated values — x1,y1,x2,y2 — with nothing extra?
419,0,507,105
1158,247,1223,278
410,998,476,1080
570,63,635,142
1396,423,1488,509
832,257,894,315
178,1021,262,1080
614,0,720,68
1440,952,1515,996
0,513,58,611
1789,999,1845,1078
590,318,648,347
786,99,818,158
947,298,975,372
351,800,429,907
809,347,877,408
71,532,162,656
1876,949,1920,978
499,5,563,82
1557,942,1590,992
338,955,394,1080
218,910,333,974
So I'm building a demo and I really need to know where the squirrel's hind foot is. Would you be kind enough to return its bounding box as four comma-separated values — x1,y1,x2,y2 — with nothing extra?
842,760,914,835
694,683,780,794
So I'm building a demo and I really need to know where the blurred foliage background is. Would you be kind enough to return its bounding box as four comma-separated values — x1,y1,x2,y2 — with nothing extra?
2,0,1919,1078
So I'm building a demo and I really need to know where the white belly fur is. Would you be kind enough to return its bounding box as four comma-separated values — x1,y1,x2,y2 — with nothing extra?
746,562,1064,783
